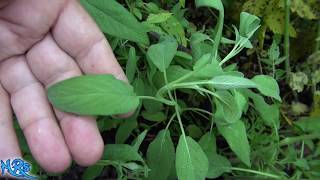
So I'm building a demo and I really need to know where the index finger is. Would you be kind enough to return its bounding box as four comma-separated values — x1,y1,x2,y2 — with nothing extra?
52,0,127,81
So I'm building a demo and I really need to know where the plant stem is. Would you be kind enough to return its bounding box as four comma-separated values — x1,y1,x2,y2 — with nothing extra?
182,107,213,116
219,25,260,66
279,133,320,146
138,96,175,106
175,105,186,137
230,167,282,179
156,71,194,98
211,8,224,62
165,112,177,131
284,0,291,81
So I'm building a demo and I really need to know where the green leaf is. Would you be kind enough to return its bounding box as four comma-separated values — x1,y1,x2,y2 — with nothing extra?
211,75,257,90
243,0,297,37
291,0,317,19
132,130,148,151
193,54,223,79
245,90,280,129
126,46,138,83
198,132,217,155
193,53,212,71
239,12,261,38
234,90,248,113
122,162,146,173
80,0,149,44
206,154,231,178
199,134,232,177
268,40,280,63
195,0,224,60
195,0,224,11
161,16,188,46
146,12,173,24
147,37,178,72
116,117,137,144
82,165,104,180
190,32,213,45
190,34,213,61
215,91,242,124
265,8,297,37
143,83,163,113
195,62,223,79
252,75,281,101
217,120,251,166
48,75,139,116
103,144,143,162
294,116,320,133
186,125,203,139
147,130,175,180
154,65,193,88
176,135,209,180
141,111,167,122
242,0,267,16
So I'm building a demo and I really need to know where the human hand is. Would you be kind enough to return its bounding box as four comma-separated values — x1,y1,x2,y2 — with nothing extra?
0,0,127,173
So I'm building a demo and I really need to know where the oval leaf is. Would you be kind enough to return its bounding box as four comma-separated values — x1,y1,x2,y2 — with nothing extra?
206,154,231,178
199,132,217,155
147,129,175,180
217,120,251,167
48,75,139,116
103,144,143,162
147,37,178,72
252,75,281,101
176,135,209,180
215,91,242,124
211,75,257,89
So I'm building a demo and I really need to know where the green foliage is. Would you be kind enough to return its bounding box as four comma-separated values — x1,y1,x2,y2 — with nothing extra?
80,0,149,44
291,0,319,19
29,0,319,179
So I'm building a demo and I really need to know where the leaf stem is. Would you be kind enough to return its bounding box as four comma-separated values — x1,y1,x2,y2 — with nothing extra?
182,107,213,116
175,105,186,137
219,25,260,66
156,71,194,98
165,112,177,131
138,96,175,106
230,167,282,179
211,8,224,61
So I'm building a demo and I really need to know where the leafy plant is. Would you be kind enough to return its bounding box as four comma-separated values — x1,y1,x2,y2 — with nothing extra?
3,0,313,179
46,0,286,179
